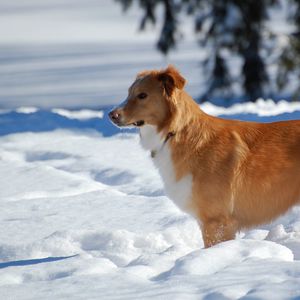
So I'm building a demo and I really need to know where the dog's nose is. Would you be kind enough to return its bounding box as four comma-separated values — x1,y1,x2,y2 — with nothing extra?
109,110,121,122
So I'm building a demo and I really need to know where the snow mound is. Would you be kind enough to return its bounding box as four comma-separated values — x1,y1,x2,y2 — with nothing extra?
202,98,300,117
52,109,104,120
164,239,293,278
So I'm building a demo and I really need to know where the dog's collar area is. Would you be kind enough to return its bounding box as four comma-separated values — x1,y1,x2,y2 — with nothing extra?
151,131,175,158
133,120,145,127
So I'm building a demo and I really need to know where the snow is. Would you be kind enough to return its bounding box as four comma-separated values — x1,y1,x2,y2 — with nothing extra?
0,0,202,109
202,98,300,117
51,109,104,120
1,101,300,299
0,0,156,44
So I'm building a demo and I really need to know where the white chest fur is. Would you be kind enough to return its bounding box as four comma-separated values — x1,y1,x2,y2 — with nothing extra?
140,125,193,212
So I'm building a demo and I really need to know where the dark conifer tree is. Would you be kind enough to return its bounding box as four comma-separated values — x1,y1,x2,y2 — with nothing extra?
115,0,286,102
235,1,269,101
277,0,300,100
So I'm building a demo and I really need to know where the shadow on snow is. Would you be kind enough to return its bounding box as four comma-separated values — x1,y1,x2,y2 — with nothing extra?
0,254,78,269
0,105,300,137
0,106,136,137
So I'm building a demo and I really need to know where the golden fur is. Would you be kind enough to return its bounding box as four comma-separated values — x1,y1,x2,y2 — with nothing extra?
109,65,300,248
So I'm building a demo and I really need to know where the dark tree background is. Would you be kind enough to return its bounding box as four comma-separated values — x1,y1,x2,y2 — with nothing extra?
115,0,300,103
277,0,300,100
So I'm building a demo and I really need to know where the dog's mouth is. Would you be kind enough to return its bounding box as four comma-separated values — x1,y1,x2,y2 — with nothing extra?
110,118,145,128
132,120,145,127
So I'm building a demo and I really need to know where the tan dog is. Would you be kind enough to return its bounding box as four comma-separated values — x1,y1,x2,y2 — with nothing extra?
109,65,300,248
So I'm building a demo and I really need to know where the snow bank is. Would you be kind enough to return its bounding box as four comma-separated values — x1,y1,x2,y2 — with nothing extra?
202,98,300,117
165,240,293,278
51,109,104,120
1,98,300,138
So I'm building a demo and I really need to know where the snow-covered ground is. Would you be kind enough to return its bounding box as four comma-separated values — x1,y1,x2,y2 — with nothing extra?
1,101,300,299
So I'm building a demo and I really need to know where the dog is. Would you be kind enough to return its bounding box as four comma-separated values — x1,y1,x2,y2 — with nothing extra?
109,65,300,248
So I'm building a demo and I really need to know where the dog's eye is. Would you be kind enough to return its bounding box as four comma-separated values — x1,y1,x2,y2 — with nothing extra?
137,93,147,100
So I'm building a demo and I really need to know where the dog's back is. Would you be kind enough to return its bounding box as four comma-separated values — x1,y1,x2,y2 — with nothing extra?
230,119,300,228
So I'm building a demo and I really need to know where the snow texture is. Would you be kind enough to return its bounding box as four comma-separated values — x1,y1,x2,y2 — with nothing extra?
0,101,300,300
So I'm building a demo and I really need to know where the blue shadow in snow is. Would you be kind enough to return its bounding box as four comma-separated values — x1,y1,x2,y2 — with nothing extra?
0,254,78,269
0,106,136,137
0,105,300,137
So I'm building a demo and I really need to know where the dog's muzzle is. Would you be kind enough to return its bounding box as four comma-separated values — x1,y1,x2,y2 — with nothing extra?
109,109,122,125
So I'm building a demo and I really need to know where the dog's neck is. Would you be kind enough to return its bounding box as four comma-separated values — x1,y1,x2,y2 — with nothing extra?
139,93,208,156
139,125,175,157
150,131,175,158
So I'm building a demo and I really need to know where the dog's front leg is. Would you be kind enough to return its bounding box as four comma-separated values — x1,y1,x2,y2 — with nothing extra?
201,217,238,248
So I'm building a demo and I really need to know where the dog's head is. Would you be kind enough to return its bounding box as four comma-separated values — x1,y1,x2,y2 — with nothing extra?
109,65,186,129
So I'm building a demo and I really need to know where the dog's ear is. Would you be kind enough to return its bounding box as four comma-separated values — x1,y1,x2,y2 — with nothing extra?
157,65,186,96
